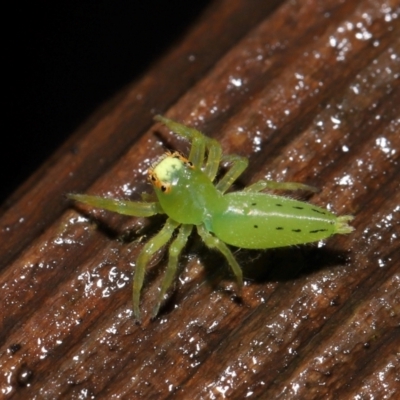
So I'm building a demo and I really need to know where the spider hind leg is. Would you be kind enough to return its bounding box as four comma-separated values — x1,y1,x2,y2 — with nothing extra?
244,180,319,193
197,225,243,292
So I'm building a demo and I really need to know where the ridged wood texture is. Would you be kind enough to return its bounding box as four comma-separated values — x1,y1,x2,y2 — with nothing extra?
1,0,399,398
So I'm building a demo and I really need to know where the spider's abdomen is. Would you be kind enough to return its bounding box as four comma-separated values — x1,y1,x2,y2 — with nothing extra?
209,192,350,249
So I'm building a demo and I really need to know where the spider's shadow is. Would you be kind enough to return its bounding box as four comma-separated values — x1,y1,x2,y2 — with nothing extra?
199,242,351,289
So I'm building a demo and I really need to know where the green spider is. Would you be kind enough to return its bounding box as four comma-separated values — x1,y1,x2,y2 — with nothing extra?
69,115,354,320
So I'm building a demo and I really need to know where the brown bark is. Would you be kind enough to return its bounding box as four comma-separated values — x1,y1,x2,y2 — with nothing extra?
1,0,399,398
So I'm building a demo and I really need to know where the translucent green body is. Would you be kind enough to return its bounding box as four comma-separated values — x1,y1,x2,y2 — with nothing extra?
69,115,354,321
153,158,343,249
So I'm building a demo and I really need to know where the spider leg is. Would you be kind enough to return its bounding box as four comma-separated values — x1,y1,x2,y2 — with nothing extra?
197,225,243,290
133,218,180,320
68,194,162,217
154,115,204,167
155,115,249,191
203,137,222,182
188,133,206,169
215,154,249,194
152,224,193,318
154,115,221,171
244,180,319,193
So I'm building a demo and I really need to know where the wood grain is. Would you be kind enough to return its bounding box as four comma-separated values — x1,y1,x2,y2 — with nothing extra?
1,0,399,398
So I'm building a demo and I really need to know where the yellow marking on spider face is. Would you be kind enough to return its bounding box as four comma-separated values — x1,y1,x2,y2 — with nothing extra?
153,156,183,183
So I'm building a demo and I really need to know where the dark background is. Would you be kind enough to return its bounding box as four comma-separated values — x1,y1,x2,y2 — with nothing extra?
5,1,211,204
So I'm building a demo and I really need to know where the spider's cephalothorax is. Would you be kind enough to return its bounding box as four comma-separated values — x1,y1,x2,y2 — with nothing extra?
69,115,354,321
149,150,225,227
148,151,194,194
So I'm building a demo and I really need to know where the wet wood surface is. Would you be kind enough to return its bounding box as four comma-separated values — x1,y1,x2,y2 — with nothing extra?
1,0,399,398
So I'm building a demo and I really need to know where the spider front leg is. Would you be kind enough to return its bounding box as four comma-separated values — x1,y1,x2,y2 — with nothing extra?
197,225,243,291
68,194,162,217
215,154,249,194
154,115,206,167
133,218,180,320
244,180,319,193
152,224,193,318
154,115,222,175
155,115,255,187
